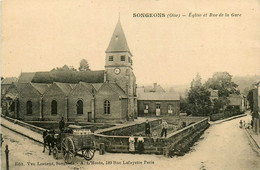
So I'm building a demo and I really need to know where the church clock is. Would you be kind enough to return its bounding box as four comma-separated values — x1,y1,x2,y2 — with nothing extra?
114,68,121,75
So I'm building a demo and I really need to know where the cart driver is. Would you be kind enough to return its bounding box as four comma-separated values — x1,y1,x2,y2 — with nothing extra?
59,117,65,132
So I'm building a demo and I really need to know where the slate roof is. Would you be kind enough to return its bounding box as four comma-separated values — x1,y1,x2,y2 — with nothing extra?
31,70,104,84
105,19,132,56
31,83,51,95
1,77,18,84
79,82,95,94
10,82,28,92
108,83,127,98
18,72,36,83
137,92,180,101
97,82,127,98
54,82,74,95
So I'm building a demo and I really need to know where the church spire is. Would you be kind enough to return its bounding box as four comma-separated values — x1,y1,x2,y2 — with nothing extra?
106,19,132,56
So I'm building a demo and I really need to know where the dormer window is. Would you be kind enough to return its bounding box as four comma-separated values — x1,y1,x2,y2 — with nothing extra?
121,56,125,61
109,56,113,61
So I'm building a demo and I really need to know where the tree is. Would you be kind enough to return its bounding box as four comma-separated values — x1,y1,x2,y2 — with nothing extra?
205,72,240,114
187,74,212,116
247,89,254,112
205,72,240,97
51,65,77,71
79,59,91,71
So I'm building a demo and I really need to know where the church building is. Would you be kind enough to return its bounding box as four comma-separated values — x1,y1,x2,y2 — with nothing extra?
2,19,137,123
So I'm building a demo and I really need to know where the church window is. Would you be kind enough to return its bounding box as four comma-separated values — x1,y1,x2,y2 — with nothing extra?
77,100,83,115
131,59,133,65
121,55,125,61
51,100,57,115
104,100,110,114
26,101,32,115
109,56,113,61
128,56,130,63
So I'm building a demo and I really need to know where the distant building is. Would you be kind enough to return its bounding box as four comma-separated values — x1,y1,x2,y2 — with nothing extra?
143,83,166,93
1,77,18,98
137,86,180,117
209,89,219,102
228,94,246,112
252,81,260,134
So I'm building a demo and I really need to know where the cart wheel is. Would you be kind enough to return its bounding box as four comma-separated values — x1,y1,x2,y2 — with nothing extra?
83,148,95,161
61,137,75,164
53,146,59,159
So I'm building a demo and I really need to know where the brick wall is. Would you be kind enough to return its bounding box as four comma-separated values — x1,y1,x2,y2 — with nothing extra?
138,100,180,116
95,118,209,154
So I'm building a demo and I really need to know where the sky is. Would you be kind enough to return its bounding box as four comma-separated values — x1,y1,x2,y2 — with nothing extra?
1,0,260,86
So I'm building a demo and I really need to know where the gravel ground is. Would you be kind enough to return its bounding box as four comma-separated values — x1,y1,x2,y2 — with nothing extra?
1,114,260,170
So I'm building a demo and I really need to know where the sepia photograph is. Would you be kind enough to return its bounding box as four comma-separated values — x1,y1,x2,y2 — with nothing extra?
1,0,260,170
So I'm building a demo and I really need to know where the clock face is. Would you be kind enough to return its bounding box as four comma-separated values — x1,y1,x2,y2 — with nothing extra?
114,68,121,74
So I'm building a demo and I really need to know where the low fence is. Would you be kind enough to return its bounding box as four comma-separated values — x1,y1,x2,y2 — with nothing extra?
1,114,46,134
95,118,209,154
25,121,115,132
99,119,162,136
210,111,244,121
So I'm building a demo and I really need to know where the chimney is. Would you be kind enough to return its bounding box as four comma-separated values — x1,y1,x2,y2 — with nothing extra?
153,83,157,88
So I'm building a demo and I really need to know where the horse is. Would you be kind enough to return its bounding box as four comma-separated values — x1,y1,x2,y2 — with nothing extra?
43,130,56,155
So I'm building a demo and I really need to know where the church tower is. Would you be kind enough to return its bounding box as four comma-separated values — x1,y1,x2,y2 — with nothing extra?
105,19,137,120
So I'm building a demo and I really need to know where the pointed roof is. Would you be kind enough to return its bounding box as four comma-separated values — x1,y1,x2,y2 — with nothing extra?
106,19,132,56
54,82,74,95
92,83,103,91
96,82,127,98
18,72,35,83
1,77,18,84
30,83,51,95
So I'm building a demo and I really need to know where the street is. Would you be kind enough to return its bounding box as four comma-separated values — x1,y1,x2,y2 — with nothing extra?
1,115,260,170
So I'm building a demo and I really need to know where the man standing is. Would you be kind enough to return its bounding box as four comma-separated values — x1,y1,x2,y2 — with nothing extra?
161,120,168,138
145,120,150,136
59,117,65,132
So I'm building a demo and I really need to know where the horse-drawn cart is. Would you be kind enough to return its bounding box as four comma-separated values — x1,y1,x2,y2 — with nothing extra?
53,125,95,163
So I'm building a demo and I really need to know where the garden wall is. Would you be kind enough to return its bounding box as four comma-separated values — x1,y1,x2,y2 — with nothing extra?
210,111,244,121
95,118,209,154
99,119,162,136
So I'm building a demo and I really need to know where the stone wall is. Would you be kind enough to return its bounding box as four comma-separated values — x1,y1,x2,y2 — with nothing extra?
2,114,46,134
210,111,244,121
99,119,162,136
138,100,180,116
95,118,209,154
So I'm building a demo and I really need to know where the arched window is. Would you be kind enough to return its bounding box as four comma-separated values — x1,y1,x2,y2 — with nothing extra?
104,100,110,114
51,100,57,115
77,100,83,115
26,101,32,115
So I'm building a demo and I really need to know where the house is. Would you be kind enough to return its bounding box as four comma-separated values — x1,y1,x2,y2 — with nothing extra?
209,89,219,102
137,86,180,117
228,94,246,112
1,77,18,98
252,81,260,134
143,83,166,92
